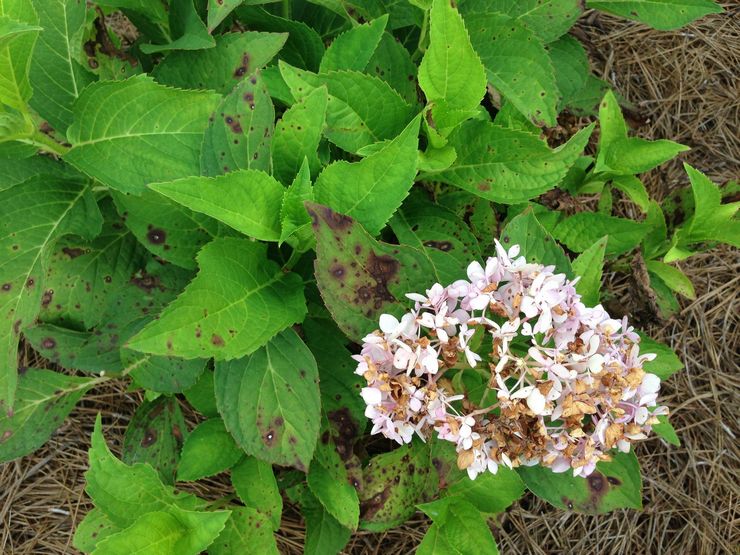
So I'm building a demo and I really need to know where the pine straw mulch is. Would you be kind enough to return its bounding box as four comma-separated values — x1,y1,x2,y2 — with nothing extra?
1,5,738,554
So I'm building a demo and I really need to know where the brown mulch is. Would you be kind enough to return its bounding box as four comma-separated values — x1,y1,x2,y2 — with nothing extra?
2,5,739,554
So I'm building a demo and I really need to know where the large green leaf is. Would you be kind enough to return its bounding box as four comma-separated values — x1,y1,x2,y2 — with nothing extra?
319,15,386,73
501,208,572,275
571,236,608,305
29,0,94,132
65,76,220,194
314,115,420,235
0,177,99,410
0,155,78,192
214,329,320,471
466,13,559,126
308,438,360,530
150,170,285,242
0,2,40,111
417,497,500,555
366,31,418,105
279,62,416,153
152,31,288,93
587,0,722,30
0,368,95,462
208,507,279,555
122,396,188,485
177,418,243,481
200,72,274,176
418,0,486,132
302,489,352,555
517,451,643,513
553,212,647,256
272,86,328,185
91,505,230,555
128,239,306,360
74,508,118,553
306,202,434,341
431,120,592,203
231,456,283,530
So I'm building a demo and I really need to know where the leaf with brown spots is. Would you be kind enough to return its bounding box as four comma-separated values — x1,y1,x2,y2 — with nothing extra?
359,441,436,531
307,202,433,341
208,507,279,555
517,451,642,514
231,456,283,531
0,368,95,462
200,71,274,177
214,329,320,471
122,397,188,485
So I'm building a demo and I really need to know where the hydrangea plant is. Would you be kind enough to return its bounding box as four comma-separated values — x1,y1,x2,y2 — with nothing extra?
0,0,735,553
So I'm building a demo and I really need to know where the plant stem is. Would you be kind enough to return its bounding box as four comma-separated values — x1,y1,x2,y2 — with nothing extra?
281,0,291,19
22,131,70,157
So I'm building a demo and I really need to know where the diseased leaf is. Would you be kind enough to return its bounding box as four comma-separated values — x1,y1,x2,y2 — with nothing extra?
501,209,573,275
553,212,647,256
306,202,434,341
308,438,360,530
150,170,285,242
431,120,593,203
0,177,100,409
128,239,306,360
272,85,328,185
231,456,283,530
320,15,387,73
201,72,274,176
153,32,288,93
214,329,320,471
586,0,722,30
125,348,208,394
0,368,94,462
73,507,118,553
571,236,608,305
208,507,279,555
467,13,559,126
517,451,643,513
366,31,418,105
314,115,420,235
122,397,188,485
29,0,95,132
207,0,252,32
417,497,500,555
177,418,243,481
65,76,220,194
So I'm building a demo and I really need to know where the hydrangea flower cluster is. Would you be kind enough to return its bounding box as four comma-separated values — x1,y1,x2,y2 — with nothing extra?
352,241,668,479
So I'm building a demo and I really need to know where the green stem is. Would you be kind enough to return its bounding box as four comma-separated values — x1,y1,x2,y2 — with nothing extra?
412,10,430,62
283,248,303,271
281,0,291,19
22,131,69,156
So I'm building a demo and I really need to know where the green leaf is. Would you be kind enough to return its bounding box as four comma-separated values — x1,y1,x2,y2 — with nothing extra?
314,115,420,235
418,0,486,131
86,415,206,528
208,507,279,555
152,31,288,93
65,76,220,194
0,368,94,462
612,175,650,211
0,3,40,111
125,349,208,395
112,190,222,270
302,489,352,555
553,212,647,256
279,62,416,153
140,0,215,54
0,177,99,409
653,414,680,446
183,369,219,418
128,239,306,360
417,497,499,555
668,164,740,258
547,34,605,115
28,0,94,132
638,334,683,380
366,31,418,105
150,170,285,242
207,0,251,32
95,0,168,27
360,441,435,531
231,456,283,530
214,329,319,472
463,0,581,43
200,72,274,176
466,13,559,126
177,418,243,481
0,155,78,191
597,90,627,148
272,86,328,185
319,15,387,73
571,235,608,305
586,0,722,30
92,505,230,555
518,451,642,513
432,120,593,203
122,397,188,485
308,439,360,530
390,192,481,284
646,260,696,299
280,159,315,249
306,202,434,341
73,507,118,553
501,209,572,275
643,200,669,259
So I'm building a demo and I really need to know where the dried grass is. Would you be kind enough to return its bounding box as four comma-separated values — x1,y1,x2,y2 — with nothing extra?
1,5,738,554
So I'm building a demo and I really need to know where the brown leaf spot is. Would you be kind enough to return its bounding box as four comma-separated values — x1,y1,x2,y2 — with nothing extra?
423,240,453,252
41,337,56,350
360,486,392,520
1,283,11,292
146,227,166,245
224,114,243,134
141,428,157,447
41,290,54,308
62,247,85,259
233,53,250,78
211,334,225,347
330,263,346,280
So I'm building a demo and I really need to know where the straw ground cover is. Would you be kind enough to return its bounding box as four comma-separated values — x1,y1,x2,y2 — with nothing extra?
1,4,738,554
